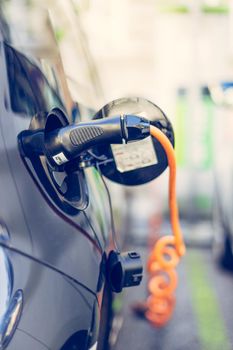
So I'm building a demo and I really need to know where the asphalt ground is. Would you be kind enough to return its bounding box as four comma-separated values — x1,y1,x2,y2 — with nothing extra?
112,242,233,350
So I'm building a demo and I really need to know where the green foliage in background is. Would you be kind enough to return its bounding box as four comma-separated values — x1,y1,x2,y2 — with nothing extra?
187,251,231,350
201,5,229,14
54,27,66,43
159,5,190,14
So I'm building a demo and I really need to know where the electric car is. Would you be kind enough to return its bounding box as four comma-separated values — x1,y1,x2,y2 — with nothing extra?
0,3,175,350
210,82,233,270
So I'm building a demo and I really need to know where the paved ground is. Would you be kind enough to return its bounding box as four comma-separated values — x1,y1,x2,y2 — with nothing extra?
113,241,233,350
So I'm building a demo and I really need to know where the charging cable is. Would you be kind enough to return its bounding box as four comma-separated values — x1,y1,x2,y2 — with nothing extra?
144,125,186,327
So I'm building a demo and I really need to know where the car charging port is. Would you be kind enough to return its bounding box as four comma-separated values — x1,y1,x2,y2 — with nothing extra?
18,108,89,214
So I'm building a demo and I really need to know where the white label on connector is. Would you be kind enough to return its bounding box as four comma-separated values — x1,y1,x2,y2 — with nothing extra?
111,136,158,173
52,152,68,165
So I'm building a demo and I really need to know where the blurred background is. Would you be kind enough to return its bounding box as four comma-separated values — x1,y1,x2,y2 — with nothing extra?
2,0,233,349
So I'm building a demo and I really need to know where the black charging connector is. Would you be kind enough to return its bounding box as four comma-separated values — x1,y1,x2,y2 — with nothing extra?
107,250,143,293
19,108,151,171
44,112,150,169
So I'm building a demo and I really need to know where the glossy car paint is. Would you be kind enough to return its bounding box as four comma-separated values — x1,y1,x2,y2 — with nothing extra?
0,23,111,350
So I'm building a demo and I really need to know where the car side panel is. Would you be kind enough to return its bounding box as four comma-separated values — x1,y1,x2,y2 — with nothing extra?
1,246,97,350
0,42,109,291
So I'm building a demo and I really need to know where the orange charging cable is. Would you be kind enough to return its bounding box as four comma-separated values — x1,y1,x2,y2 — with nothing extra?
145,125,186,327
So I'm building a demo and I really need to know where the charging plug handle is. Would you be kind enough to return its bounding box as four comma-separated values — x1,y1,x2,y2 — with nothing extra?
45,114,150,168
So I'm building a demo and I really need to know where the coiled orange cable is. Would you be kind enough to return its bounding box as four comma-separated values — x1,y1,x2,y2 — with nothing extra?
145,125,186,327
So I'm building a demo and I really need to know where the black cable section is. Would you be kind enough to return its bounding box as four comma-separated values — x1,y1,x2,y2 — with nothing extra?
96,163,120,253
87,149,107,161
96,158,114,166
0,241,97,299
